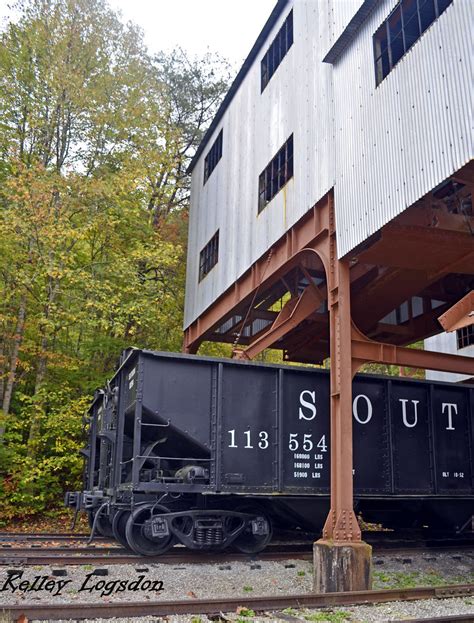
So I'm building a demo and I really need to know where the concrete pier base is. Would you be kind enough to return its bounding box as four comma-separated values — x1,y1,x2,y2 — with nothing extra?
313,539,372,593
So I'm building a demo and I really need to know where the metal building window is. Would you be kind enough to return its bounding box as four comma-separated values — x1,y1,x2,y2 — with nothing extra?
261,10,293,92
199,231,219,282
203,130,223,184
456,325,474,350
258,134,293,213
373,0,453,86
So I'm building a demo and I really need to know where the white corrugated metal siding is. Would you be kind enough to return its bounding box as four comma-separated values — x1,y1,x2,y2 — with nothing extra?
333,0,473,258
425,333,474,383
184,0,335,329
184,0,473,329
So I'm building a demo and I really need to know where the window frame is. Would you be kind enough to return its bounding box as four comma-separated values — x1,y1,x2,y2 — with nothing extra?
258,134,294,214
373,0,453,87
198,230,219,282
261,10,293,93
456,325,474,350
203,130,223,185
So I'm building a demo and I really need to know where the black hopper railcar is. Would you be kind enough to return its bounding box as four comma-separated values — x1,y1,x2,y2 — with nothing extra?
66,349,474,556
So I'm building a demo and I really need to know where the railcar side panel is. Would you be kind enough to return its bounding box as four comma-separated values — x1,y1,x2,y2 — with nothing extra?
352,378,390,494
141,354,214,449
432,385,472,494
390,381,433,494
280,368,330,492
218,364,277,491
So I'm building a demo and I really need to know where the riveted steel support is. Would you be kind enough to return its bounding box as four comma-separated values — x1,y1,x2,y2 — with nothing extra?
322,217,361,543
309,194,371,592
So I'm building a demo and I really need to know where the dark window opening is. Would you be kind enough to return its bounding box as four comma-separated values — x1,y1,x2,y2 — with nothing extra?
261,10,293,92
199,231,219,282
456,325,474,350
373,0,453,86
203,130,223,185
258,134,293,213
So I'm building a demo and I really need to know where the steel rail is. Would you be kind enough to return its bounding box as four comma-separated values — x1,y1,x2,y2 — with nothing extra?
0,548,313,566
3,584,473,621
1,546,123,555
0,532,92,539
389,617,474,623
1,541,473,566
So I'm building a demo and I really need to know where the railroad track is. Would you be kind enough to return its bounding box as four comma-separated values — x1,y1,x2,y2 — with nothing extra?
0,534,473,566
0,532,106,542
1,548,473,567
2,584,473,621
0,543,313,566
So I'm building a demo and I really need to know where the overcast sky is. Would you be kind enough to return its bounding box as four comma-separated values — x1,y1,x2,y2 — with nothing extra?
0,0,277,68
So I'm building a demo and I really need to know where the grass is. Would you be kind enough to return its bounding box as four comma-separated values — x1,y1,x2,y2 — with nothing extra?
303,610,351,622
281,608,351,623
373,570,447,589
243,585,253,592
236,607,255,618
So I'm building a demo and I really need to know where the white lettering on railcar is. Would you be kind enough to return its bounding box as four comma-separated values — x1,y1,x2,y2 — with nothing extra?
293,471,308,478
299,390,317,421
399,399,419,428
227,429,270,449
442,403,458,430
352,394,373,424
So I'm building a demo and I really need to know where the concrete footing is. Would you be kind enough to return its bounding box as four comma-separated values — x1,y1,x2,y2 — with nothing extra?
313,539,372,593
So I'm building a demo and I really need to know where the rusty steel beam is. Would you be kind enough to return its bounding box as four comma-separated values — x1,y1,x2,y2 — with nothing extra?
233,284,324,360
438,291,474,332
183,194,331,353
351,323,474,376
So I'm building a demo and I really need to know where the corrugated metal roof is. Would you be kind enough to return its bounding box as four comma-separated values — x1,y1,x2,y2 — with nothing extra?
323,0,378,64
187,0,289,174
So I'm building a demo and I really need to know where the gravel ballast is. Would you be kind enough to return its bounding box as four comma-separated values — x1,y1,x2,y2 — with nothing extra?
0,550,472,622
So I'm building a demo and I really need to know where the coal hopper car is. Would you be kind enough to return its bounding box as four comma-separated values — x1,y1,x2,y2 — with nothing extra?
66,349,474,556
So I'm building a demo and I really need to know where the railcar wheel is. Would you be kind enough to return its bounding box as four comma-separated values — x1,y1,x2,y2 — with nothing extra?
233,505,272,554
112,510,131,549
94,512,114,538
125,504,174,556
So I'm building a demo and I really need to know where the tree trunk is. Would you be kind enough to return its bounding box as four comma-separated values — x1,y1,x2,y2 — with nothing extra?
26,334,48,458
0,338,5,409
2,297,27,416
0,297,27,440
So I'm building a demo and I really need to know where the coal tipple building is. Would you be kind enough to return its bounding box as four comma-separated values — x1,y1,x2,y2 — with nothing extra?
183,0,473,591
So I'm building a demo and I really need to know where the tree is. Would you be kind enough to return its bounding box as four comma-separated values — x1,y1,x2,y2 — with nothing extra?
0,0,230,517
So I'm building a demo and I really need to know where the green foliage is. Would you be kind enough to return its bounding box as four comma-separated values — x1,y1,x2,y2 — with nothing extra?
373,570,446,589
303,610,351,622
236,608,255,618
0,388,87,520
0,0,230,521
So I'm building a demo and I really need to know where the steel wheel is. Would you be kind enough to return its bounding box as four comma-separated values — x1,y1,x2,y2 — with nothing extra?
112,509,131,549
125,504,174,556
232,505,272,554
94,512,114,538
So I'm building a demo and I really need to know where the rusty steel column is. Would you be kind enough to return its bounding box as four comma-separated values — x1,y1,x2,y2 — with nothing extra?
313,194,372,594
